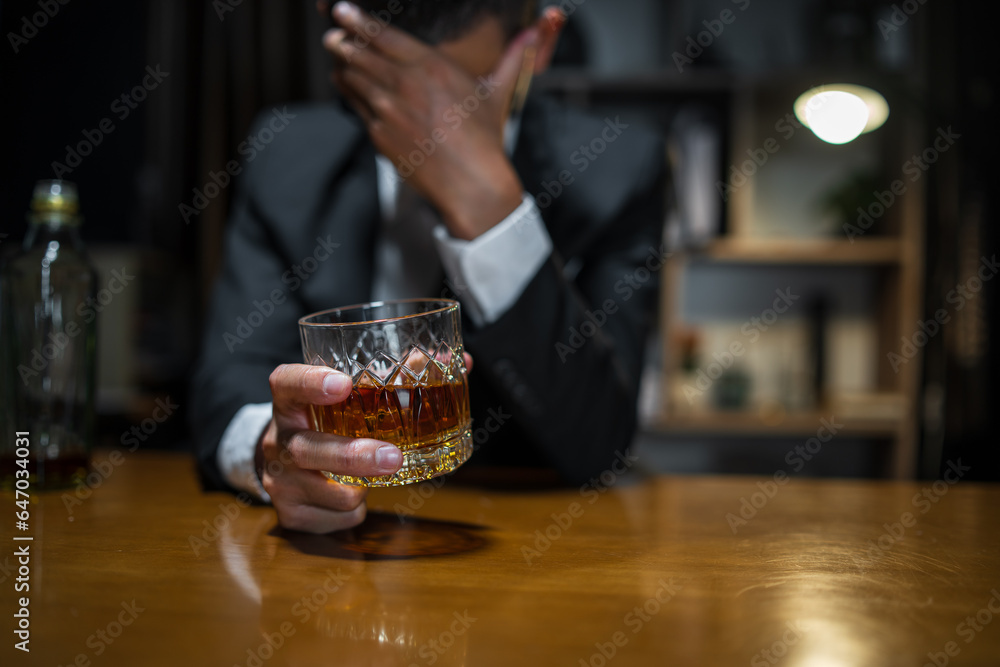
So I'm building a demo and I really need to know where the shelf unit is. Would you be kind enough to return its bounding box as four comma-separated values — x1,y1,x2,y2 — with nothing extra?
695,237,904,265
655,79,926,479
536,63,927,479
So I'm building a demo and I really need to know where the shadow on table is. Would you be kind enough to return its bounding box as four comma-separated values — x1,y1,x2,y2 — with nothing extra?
273,511,490,561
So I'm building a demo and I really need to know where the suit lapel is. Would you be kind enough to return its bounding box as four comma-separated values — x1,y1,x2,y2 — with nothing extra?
304,122,381,311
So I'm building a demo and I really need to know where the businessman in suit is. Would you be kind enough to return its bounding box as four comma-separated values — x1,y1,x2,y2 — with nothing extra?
190,0,666,533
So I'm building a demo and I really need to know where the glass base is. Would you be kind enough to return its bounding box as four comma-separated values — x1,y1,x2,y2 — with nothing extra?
324,429,473,487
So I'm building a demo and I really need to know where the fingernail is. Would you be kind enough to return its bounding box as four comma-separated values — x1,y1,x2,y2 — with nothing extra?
323,372,352,396
333,1,358,18
376,445,402,471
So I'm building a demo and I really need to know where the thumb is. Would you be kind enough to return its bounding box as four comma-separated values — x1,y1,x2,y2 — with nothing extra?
492,28,539,116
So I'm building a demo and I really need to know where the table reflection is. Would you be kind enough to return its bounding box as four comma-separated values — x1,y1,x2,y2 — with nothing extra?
204,472,993,666
217,509,492,665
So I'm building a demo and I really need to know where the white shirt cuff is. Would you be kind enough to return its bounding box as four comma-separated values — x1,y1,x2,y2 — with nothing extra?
433,194,552,326
217,402,273,503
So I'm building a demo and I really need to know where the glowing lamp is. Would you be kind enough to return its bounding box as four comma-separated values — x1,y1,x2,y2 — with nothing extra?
794,84,889,145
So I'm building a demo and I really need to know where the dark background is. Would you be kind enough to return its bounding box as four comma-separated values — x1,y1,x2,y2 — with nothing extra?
0,0,995,480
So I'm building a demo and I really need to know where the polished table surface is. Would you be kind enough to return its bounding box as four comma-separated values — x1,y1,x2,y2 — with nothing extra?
3,450,1000,666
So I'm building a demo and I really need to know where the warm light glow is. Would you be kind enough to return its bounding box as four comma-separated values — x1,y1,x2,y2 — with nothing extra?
794,84,890,145
802,91,869,144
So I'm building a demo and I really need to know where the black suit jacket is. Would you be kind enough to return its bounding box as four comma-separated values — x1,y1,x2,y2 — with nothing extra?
190,94,667,490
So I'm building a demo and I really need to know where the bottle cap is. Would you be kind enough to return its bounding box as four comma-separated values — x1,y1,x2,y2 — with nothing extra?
30,179,81,226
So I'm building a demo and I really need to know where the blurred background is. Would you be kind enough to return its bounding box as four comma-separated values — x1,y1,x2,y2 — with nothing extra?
1,0,995,481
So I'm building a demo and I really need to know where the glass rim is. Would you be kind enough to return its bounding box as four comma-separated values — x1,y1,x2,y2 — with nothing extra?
298,298,460,328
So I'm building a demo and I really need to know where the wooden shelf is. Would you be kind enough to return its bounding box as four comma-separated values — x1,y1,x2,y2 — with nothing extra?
647,410,900,438
683,237,903,265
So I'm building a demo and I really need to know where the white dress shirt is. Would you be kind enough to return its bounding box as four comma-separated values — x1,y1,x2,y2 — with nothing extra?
217,123,552,501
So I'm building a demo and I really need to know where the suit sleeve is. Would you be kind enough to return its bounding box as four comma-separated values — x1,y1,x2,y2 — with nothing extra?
462,138,667,485
188,160,304,491
188,102,376,492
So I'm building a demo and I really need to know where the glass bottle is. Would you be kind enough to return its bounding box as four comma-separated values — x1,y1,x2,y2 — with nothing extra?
1,180,97,489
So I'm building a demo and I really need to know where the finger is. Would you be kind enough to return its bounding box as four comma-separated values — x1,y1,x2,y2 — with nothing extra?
324,28,397,90
491,27,540,119
331,63,376,124
334,73,377,125
283,429,403,477
332,1,428,62
463,352,473,373
338,65,394,121
269,364,353,417
265,465,368,512
323,27,349,52
274,498,367,534
533,7,566,73
299,470,369,510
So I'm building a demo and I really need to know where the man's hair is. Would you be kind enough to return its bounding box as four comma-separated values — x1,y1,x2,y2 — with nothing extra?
354,0,537,44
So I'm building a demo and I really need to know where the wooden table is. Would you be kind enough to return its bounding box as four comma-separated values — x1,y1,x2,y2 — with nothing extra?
3,451,999,666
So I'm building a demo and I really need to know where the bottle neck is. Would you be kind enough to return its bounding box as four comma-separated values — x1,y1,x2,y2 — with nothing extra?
24,219,85,252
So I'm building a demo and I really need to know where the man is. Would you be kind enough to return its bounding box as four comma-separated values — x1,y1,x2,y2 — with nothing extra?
190,0,666,533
